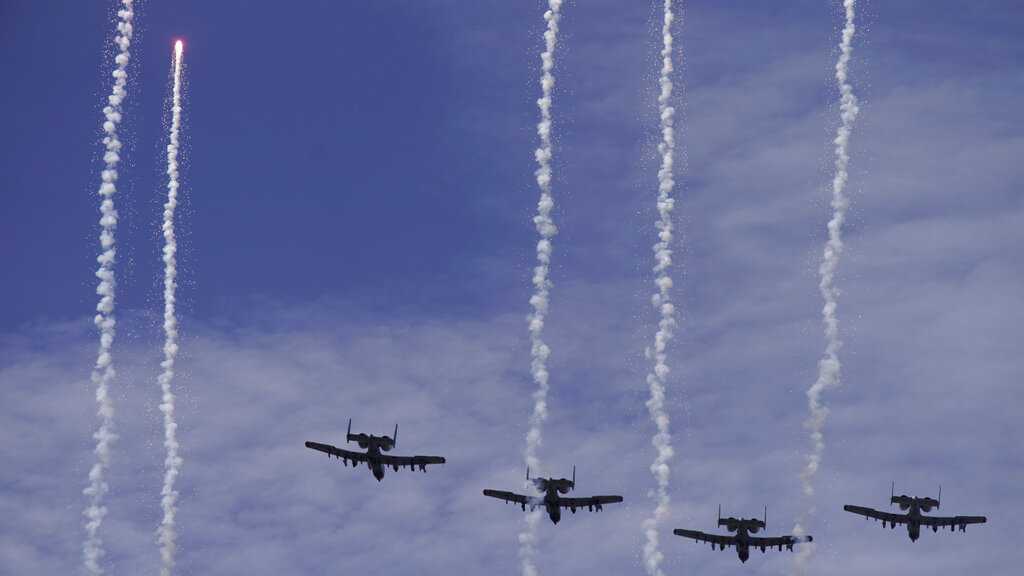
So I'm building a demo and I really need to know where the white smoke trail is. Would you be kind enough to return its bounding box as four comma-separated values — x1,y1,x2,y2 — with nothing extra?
520,2,563,576
157,39,186,576
82,2,134,574
642,3,679,576
794,0,860,571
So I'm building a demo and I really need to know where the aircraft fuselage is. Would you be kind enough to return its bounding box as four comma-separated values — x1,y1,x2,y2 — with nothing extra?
903,503,923,541
732,528,752,563
542,488,561,524
366,445,385,481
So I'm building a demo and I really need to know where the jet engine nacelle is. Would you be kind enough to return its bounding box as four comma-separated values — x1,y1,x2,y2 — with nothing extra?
557,486,571,494
358,441,368,449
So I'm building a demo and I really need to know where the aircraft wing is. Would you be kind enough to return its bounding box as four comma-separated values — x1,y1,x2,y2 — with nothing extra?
746,535,813,550
377,453,446,471
483,489,540,508
843,505,909,525
304,441,369,463
672,528,737,548
918,515,988,528
557,495,624,511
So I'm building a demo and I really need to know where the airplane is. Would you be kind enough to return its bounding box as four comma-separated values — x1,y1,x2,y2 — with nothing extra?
843,482,987,542
304,419,446,482
482,466,623,524
672,505,812,563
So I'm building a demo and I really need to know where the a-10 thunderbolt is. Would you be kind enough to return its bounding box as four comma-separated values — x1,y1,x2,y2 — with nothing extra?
673,505,812,563
304,419,446,481
843,482,987,542
483,466,624,524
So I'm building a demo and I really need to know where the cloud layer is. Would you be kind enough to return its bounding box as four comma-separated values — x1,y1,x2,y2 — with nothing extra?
2,2,1023,575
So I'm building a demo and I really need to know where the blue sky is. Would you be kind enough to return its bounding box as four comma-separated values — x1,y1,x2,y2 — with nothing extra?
2,1,1022,575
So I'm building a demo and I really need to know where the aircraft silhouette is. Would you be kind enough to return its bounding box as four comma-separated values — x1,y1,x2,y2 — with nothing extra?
483,466,623,524
844,482,987,542
673,505,812,563
305,419,445,481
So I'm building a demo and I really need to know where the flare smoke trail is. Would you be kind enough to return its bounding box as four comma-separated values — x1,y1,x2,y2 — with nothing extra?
82,2,134,574
157,39,186,576
795,0,860,571
642,3,679,576
519,2,563,576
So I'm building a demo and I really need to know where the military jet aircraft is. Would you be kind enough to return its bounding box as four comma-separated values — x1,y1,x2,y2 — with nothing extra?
673,505,812,563
483,466,623,524
843,482,987,542
304,419,445,481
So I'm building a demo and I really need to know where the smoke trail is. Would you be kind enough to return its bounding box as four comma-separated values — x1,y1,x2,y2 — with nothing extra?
794,0,860,571
519,2,563,576
82,2,134,574
642,3,679,576
157,39,186,576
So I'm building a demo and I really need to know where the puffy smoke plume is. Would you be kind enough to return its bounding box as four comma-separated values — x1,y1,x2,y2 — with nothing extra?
795,0,860,571
520,2,563,576
83,1,134,574
157,40,186,576
642,2,680,576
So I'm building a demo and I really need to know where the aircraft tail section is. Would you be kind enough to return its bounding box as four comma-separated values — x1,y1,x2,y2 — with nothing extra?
346,418,358,443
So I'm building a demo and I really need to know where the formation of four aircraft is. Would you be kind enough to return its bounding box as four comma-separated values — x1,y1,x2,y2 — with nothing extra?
305,421,986,564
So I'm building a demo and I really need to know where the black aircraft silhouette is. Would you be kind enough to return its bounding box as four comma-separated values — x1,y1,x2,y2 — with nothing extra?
304,419,445,481
483,466,623,524
673,506,812,563
844,482,987,542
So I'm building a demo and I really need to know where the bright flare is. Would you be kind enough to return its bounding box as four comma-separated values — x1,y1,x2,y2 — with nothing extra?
157,40,185,576
794,1,861,573
520,2,564,576
83,2,134,574
642,3,680,576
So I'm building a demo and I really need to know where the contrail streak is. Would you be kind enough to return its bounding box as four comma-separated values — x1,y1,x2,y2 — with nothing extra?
83,2,134,574
642,3,679,576
157,39,185,576
795,0,860,571
520,2,563,575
